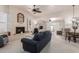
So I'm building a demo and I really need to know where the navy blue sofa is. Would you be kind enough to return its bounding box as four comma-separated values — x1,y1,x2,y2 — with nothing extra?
21,31,52,53
0,34,8,47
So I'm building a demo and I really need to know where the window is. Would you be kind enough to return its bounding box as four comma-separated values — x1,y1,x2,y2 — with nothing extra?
0,12,7,33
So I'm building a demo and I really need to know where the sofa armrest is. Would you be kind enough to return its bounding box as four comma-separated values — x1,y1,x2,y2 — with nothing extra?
21,38,37,46
21,38,38,53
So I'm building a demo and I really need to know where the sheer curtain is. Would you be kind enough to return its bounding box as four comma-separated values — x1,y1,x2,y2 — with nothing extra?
0,12,7,34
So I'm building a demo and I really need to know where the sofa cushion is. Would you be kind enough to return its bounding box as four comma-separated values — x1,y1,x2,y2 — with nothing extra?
33,32,44,41
0,36,3,43
0,35,8,45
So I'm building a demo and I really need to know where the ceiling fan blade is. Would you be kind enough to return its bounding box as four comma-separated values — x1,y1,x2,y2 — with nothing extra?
37,10,42,13
32,5,42,14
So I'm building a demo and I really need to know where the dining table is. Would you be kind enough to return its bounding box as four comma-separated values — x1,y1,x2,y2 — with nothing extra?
67,32,79,43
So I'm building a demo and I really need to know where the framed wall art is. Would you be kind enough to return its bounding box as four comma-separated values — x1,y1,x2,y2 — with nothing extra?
17,13,24,23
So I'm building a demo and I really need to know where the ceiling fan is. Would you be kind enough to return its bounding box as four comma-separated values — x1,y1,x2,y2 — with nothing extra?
32,5,42,14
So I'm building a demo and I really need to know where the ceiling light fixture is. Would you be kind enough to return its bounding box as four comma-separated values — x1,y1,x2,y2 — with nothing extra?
72,5,78,34
72,5,78,24
72,5,76,21
32,5,42,14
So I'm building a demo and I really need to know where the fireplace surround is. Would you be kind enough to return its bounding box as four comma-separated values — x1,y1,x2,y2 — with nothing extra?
16,27,25,34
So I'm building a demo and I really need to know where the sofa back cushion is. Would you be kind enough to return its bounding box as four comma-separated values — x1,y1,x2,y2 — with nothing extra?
33,32,44,41
0,36,3,43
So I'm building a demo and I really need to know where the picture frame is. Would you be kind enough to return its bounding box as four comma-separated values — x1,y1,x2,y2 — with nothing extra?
17,13,24,23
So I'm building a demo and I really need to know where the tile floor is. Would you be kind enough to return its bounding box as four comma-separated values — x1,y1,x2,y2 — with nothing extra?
0,32,79,53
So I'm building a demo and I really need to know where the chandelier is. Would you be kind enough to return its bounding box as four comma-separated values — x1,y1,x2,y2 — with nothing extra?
72,5,76,21
72,5,78,31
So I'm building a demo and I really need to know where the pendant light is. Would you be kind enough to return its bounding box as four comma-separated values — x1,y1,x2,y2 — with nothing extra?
72,5,76,21
72,5,78,25
72,5,78,33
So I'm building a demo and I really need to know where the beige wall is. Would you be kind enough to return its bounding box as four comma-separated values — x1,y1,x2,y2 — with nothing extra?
4,5,48,35
53,6,79,32
1,5,78,34
8,6,35,35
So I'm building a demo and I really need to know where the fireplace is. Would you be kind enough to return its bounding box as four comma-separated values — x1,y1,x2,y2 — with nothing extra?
16,27,25,34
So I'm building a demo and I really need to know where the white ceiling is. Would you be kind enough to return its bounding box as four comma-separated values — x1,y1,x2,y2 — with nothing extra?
15,5,72,15
15,5,77,21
